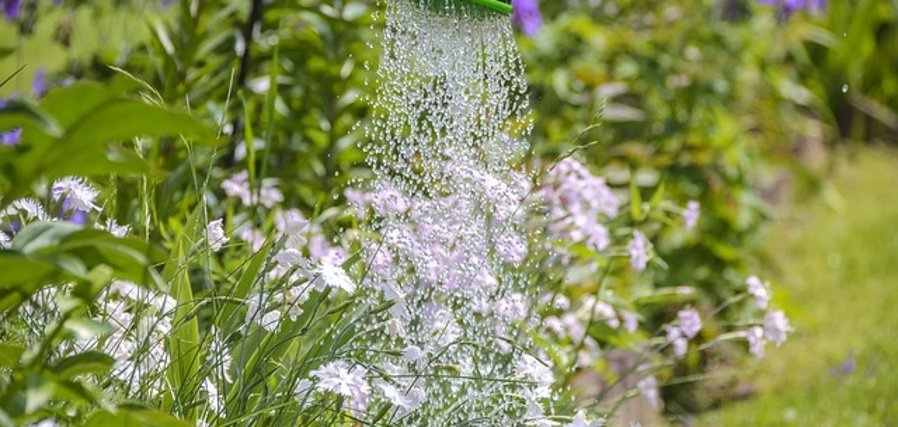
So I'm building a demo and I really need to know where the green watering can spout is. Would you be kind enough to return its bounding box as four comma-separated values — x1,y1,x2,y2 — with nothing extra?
461,0,513,15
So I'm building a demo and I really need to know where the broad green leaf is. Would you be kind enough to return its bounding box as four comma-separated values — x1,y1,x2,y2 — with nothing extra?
0,101,62,137
84,407,193,427
0,343,25,367
24,373,54,415
60,99,211,151
0,252,56,289
63,318,114,342
52,351,115,379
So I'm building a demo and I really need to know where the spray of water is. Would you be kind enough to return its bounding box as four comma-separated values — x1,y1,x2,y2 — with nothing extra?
352,0,550,423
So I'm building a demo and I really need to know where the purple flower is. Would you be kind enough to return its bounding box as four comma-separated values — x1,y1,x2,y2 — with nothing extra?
2,0,22,20
0,128,22,145
758,0,826,14
511,0,542,36
0,99,21,146
677,308,702,339
32,68,48,98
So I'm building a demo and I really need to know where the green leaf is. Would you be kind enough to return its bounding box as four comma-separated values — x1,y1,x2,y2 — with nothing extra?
0,343,25,367
0,252,57,289
63,318,114,342
52,351,115,379
0,101,62,136
85,407,194,427
60,99,211,149
629,173,644,221
24,373,55,415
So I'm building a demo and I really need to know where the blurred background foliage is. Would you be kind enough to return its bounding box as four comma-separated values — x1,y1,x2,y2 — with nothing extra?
2,0,896,423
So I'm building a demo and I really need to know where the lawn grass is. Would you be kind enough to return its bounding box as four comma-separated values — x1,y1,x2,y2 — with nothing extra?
699,147,898,426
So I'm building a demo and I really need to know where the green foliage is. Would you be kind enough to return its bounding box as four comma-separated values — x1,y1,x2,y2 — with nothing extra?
0,78,212,203
701,149,898,426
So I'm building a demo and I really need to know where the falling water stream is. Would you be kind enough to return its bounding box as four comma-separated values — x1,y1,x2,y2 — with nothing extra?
354,0,548,423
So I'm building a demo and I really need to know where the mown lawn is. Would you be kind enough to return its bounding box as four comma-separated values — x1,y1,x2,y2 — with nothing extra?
700,147,898,426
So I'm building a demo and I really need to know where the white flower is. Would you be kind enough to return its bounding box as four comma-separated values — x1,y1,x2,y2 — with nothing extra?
205,219,228,252
52,176,99,212
683,200,700,229
209,326,233,383
108,280,176,312
515,354,554,389
7,198,48,221
374,380,424,414
621,311,639,333
275,248,307,269
764,310,790,347
746,275,769,309
0,231,9,249
222,171,284,208
402,345,423,362
564,410,605,427
677,309,702,339
275,209,310,249
590,300,620,328
103,218,130,238
222,171,252,205
746,326,765,359
260,310,282,332
666,326,687,359
628,230,651,272
237,225,265,252
311,361,370,414
202,378,226,418
313,262,356,293
637,375,661,409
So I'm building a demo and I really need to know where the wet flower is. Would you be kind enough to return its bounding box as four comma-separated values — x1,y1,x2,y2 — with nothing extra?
764,310,790,346
746,275,769,309
313,261,356,293
310,361,371,414
683,200,700,229
52,176,99,212
374,380,424,414
628,230,651,272
515,354,555,389
677,308,702,339
564,410,605,427
205,219,228,252
747,325,765,359
512,0,542,36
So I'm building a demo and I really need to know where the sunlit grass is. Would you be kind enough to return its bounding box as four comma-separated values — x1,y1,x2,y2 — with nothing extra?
700,147,898,426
